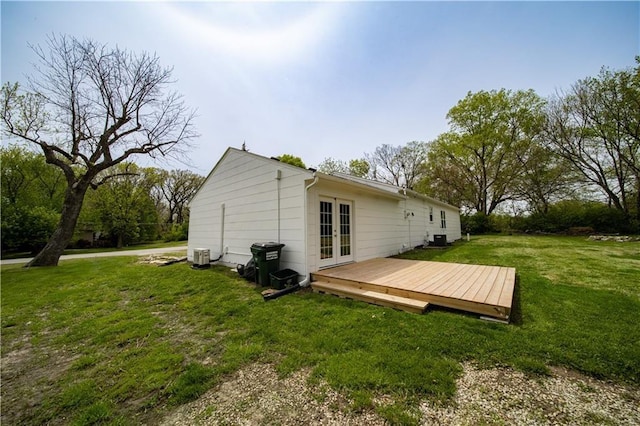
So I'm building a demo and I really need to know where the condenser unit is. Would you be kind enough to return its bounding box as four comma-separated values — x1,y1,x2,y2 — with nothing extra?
193,248,210,267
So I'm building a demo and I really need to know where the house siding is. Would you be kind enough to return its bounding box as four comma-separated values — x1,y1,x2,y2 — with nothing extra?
306,180,461,273
188,149,310,275
404,197,462,246
189,148,462,280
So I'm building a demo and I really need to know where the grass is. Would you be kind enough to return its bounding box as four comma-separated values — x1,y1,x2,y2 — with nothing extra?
1,235,639,425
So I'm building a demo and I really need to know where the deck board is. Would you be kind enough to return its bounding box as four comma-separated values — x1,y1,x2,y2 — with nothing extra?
312,258,516,321
475,267,507,304
452,265,494,300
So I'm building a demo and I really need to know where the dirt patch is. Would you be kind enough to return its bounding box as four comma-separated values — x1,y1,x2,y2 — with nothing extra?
1,338,80,425
161,362,640,425
588,235,640,242
137,255,187,265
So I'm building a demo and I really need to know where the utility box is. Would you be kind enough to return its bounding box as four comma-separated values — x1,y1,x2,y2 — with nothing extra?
250,242,285,286
433,235,447,247
193,248,210,267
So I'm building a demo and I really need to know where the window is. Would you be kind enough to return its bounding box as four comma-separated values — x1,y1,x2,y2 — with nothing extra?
440,210,447,229
429,207,433,223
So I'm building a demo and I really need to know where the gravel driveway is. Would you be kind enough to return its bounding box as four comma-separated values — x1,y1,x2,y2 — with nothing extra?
0,246,187,266
161,362,639,425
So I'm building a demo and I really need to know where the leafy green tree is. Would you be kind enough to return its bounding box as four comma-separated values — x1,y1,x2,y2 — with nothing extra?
317,157,370,178
422,89,546,215
1,145,66,252
416,134,473,208
277,154,306,168
317,157,349,174
1,35,196,266
1,145,35,206
348,158,370,178
1,145,65,210
85,163,160,248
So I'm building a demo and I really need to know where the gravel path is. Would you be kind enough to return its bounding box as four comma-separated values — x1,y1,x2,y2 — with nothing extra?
161,362,639,425
0,246,187,265
420,363,639,425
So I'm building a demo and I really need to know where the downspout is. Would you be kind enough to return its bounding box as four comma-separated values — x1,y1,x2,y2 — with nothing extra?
299,172,319,287
276,169,282,243
220,203,225,258
204,203,226,264
403,186,409,251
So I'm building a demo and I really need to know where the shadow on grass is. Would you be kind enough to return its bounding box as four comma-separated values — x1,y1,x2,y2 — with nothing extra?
509,274,523,326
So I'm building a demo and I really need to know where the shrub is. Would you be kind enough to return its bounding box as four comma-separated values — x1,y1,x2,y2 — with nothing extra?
518,200,637,234
72,239,94,249
461,212,496,234
1,205,59,253
163,222,189,242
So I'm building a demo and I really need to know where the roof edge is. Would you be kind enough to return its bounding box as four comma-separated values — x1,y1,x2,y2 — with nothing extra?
190,147,314,204
328,172,460,210
313,172,405,200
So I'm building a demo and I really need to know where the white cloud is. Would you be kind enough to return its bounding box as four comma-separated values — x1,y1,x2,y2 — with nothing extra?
156,3,345,66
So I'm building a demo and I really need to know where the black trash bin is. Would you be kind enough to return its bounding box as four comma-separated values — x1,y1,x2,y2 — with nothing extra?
250,242,285,286
269,269,299,290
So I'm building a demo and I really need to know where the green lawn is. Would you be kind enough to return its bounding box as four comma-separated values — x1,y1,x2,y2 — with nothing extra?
1,235,639,425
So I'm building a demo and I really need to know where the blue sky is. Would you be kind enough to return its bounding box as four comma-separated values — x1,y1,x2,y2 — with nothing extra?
2,1,638,175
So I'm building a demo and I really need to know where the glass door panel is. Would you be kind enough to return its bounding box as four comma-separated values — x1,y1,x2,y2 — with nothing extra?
320,200,333,260
320,198,353,267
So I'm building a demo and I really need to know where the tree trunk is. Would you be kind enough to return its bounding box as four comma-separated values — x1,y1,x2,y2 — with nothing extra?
636,175,640,221
25,183,89,267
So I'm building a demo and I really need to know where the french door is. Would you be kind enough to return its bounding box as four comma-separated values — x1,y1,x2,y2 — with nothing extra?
319,197,354,268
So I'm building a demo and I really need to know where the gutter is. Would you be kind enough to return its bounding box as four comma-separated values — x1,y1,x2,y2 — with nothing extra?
402,187,460,211
299,172,319,287
315,172,405,200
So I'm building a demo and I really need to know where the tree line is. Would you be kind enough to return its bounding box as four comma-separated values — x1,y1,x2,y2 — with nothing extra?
1,34,637,266
1,144,204,254
317,58,640,234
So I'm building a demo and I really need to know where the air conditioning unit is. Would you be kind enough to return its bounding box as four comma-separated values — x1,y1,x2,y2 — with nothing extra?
193,248,210,267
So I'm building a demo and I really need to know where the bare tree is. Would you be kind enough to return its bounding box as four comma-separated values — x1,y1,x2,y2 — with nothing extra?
366,144,403,186
158,169,204,224
317,157,370,178
544,61,640,220
366,141,427,188
512,142,578,214
1,35,197,266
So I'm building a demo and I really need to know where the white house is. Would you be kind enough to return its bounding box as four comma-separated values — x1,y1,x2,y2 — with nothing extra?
188,147,462,283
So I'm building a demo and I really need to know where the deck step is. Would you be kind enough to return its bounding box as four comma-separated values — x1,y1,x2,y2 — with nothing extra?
311,281,429,314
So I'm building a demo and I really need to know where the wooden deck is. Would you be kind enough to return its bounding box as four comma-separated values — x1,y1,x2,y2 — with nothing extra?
311,258,516,321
